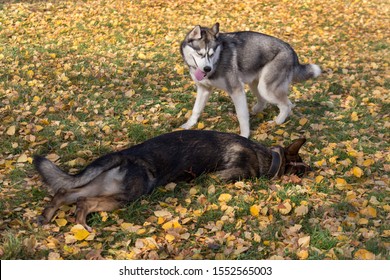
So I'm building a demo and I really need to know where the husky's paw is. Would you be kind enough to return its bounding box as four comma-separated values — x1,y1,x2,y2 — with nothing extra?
251,103,267,114
180,121,195,130
274,115,293,125
240,131,250,138
274,116,287,125
274,105,293,124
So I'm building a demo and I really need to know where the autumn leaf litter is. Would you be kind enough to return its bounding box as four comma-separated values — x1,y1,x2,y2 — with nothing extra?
0,0,389,260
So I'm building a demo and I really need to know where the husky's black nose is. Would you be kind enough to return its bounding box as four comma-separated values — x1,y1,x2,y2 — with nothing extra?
203,66,212,72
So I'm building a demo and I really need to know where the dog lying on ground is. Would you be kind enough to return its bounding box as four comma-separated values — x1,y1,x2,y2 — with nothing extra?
34,130,311,230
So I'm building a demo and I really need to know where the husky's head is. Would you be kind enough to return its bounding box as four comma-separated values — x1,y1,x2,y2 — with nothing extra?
181,23,221,81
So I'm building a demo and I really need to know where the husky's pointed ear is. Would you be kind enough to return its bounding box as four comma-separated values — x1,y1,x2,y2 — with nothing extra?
188,25,202,40
212,22,220,37
285,138,306,156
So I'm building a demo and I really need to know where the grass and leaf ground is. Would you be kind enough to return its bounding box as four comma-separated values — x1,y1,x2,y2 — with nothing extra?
0,0,389,260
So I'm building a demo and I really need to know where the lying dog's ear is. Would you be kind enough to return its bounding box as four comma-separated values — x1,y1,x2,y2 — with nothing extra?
284,138,311,176
285,138,306,156
188,25,202,40
212,22,220,37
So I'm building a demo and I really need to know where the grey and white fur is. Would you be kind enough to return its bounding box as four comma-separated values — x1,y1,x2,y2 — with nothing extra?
180,23,321,138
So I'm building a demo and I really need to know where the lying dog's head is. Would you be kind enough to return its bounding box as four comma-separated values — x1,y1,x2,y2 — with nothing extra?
269,138,311,178
284,138,312,176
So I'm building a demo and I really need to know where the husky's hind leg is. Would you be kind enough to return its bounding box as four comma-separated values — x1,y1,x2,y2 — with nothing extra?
275,98,293,124
249,79,268,114
76,196,125,231
258,63,293,124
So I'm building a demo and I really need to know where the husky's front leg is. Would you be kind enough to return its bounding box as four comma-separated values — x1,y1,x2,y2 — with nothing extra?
230,89,250,138
181,84,211,129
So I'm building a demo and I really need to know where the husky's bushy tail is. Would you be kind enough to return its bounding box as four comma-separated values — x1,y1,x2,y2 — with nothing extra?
293,63,321,83
33,154,122,194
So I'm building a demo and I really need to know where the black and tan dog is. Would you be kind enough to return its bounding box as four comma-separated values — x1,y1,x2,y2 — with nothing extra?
34,130,310,230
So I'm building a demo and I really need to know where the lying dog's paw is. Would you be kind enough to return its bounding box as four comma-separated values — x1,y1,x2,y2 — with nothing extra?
36,215,48,225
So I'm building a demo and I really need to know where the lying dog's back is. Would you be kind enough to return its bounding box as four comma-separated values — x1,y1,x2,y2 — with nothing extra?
125,130,272,185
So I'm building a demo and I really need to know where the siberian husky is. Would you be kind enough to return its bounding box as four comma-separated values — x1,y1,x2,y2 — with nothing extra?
34,130,310,230
180,23,321,137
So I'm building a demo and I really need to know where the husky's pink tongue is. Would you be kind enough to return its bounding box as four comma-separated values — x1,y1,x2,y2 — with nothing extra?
194,68,206,81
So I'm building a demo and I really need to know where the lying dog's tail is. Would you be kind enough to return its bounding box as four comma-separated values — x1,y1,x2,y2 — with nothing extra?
34,154,123,194
293,63,321,83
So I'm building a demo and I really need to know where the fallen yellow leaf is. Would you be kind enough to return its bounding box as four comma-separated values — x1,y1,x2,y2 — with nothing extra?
294,204,309,216
315,159,326,167
71,225,90,241
335,178,347,186
137,228,146,235
27,69,34,78
296,249,309,260
100,211,108,222
218,193,232,203
165,234,175,242
250,205,260,217
362,158,374,166
55,218,67,227
65,235,77,244
120,223,141,232
278,201,292,215
175,64,184,75
360,206,377,218
165,182,177,191
329,156,338,164
299,118,308,126
48,252,62,260
335,178,350,190
138,53,146,59
6,125,16,136
275,129,284,135
17,154,28,163
351,111,359,121
381,230,390,238
157,217,165,224
162,220,182,230
35,106,46,116
354,249,375,260
253,233,261,242
197,122,205,129
352,166,363,178
154,210,172,218
298,236,311,248
189,187,198,195
358,218,369,225
315,175,324,183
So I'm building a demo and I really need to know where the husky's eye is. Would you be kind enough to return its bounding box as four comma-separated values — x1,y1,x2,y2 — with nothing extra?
196,51,204,57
